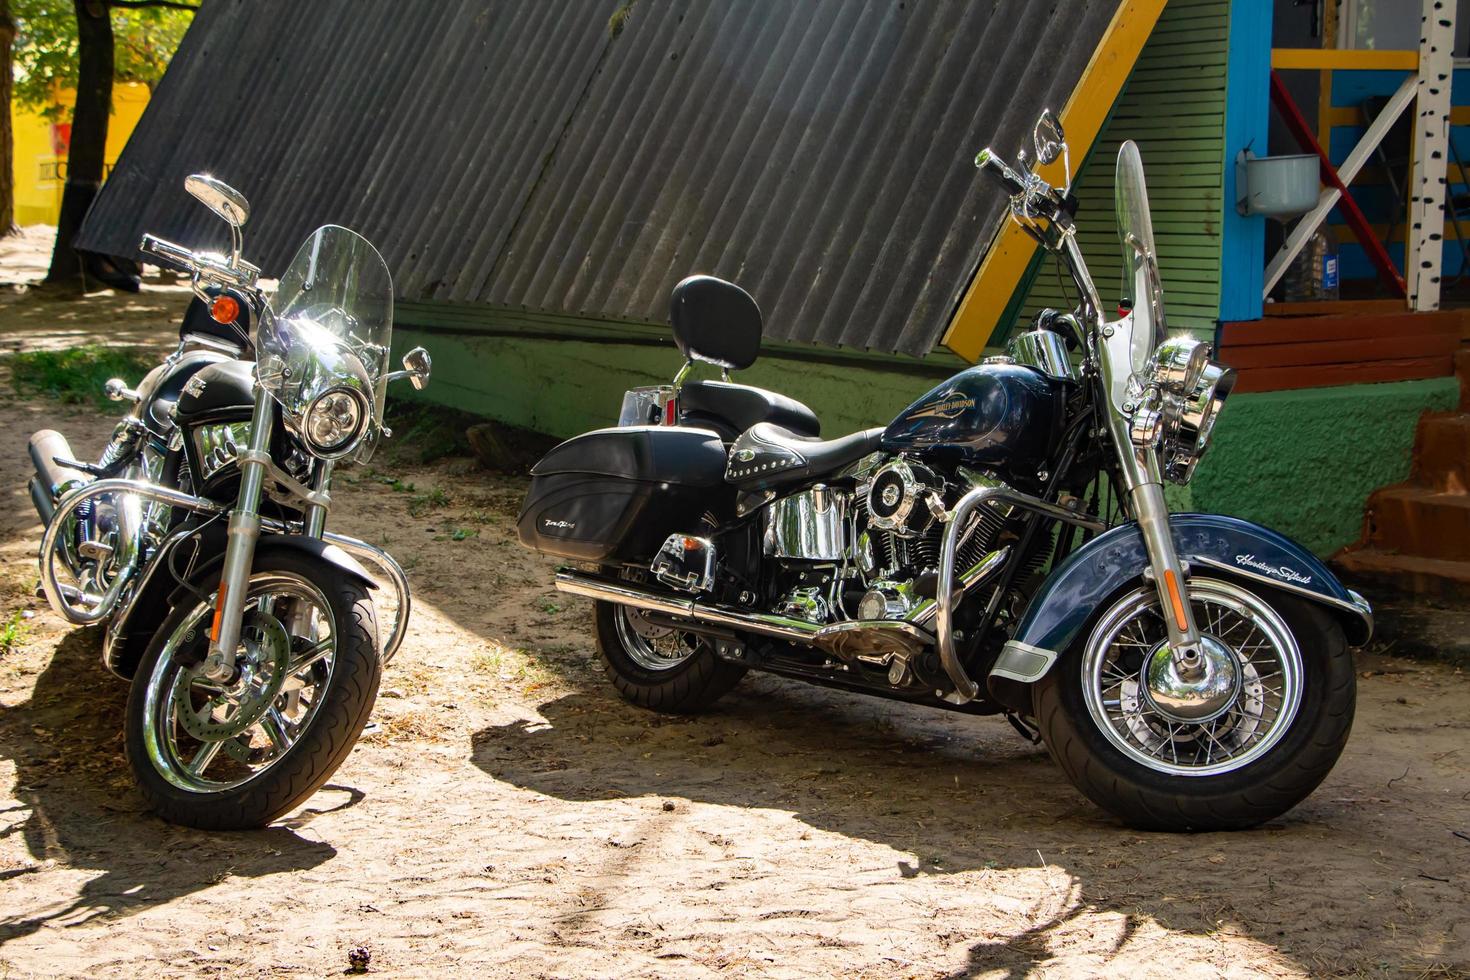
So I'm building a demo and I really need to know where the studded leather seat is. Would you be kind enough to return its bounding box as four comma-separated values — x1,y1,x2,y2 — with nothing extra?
725,422,883,488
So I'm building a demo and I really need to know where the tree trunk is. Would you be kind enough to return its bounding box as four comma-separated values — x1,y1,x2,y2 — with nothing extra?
44,0,113,284
0,0,16,236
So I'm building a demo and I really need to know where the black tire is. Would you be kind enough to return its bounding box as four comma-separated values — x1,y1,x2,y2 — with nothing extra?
594,601,745,713
125,550,381,830
1033,582,1356,832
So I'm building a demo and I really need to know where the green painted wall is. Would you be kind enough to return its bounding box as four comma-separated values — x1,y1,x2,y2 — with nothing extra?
393,322,949,440
1189,377,1458,556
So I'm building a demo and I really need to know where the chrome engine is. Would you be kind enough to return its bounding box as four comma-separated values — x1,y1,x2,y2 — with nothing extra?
759,454,1017,678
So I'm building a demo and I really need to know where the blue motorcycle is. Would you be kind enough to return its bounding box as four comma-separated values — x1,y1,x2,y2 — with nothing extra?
517,111,1369,831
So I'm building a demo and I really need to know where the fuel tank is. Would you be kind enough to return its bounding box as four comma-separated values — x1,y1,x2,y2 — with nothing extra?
174,359,257,426
135,348,233,441
881,361,1065,479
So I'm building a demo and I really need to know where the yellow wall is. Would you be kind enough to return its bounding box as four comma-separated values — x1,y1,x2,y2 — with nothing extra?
10,83,150,226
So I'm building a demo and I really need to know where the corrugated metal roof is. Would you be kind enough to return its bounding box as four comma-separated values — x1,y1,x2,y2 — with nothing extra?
79,0,1122,357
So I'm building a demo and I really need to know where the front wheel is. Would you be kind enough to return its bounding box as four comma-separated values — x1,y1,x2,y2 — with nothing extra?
1033,577,1355,831
125,550,381,830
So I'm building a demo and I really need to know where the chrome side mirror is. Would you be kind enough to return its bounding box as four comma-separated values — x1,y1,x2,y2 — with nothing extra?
1033,109,1065,166
184,174,250,227
386,347,432,390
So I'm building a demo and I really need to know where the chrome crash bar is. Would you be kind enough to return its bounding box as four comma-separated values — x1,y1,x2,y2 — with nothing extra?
41,478,411,662
935,485,1106,703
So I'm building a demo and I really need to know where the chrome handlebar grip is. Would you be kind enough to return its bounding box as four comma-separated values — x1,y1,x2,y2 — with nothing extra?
139,233,196,272
975,147,1029,197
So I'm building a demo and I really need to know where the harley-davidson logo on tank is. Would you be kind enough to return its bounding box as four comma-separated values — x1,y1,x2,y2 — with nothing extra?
909,391,976,420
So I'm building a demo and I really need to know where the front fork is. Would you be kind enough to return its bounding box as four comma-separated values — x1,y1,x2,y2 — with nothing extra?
198,390,335,682
1114,439,1205,670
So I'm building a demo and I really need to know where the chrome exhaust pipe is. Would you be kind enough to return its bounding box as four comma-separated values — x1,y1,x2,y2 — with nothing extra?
28,430,89,524
554,572,936,651
29,477,54,525
556,573,818,642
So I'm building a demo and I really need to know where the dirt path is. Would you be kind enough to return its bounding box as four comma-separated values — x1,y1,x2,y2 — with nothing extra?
0,285,1467,978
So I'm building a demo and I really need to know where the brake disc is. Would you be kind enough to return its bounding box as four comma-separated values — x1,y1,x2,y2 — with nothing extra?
174,610,291,743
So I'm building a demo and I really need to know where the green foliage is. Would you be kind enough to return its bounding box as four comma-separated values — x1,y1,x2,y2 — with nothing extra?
0,611,29,657
12,0,194,118
10,344,156,406
407,485,450,517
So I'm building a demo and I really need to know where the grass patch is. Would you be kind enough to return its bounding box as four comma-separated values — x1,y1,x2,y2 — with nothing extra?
10,345,158,408
381,399,478,464
0,611,29,657
408,485,450,516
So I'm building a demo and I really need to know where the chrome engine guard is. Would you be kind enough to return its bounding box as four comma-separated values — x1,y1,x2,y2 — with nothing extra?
41,478,413,671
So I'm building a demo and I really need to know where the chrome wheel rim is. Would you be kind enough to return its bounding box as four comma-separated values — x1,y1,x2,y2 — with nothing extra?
1080,578,1302,777
613,605,698,671
141,573,337,793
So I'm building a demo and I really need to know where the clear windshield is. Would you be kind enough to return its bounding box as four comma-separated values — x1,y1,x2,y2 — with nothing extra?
261,225,394,418
1115,141,1166,374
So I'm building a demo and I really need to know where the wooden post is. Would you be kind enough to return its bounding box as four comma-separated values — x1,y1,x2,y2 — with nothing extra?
1406,0,1455,311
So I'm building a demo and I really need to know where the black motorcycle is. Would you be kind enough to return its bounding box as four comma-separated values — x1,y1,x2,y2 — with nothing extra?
515,111,1369,831
29,175,429,829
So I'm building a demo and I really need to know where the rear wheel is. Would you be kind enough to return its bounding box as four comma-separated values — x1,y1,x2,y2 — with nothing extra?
1033,577,1355,831
594,601,745,713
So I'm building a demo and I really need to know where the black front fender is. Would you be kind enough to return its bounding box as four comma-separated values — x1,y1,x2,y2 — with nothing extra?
104,522,376,679
987,513,1373,696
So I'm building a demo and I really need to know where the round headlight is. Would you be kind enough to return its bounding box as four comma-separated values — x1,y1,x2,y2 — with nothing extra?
1161,360,1236,484
302,387,368,458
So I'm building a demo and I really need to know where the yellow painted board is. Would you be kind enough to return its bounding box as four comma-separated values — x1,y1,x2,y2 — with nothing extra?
942,0,1169,362
9,83,150,227
1270,48,1419,71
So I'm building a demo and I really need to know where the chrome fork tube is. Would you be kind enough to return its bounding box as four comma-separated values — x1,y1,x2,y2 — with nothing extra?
304,460,333,538
201,388,274,681
1094,312,1204,666
1130,476,1203,665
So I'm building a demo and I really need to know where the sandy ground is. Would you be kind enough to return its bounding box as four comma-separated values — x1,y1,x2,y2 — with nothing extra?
0,268,1468,978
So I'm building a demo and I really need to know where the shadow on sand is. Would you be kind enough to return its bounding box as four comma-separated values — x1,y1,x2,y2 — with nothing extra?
0,628,350,947
468,669,1437,978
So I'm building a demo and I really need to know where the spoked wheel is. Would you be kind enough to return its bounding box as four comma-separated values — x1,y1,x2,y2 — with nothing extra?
594,600,745,714
125,551,380,829
1034,577,1355,831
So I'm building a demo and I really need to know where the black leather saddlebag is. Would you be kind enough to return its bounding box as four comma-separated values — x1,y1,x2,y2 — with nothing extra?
516,426,727,562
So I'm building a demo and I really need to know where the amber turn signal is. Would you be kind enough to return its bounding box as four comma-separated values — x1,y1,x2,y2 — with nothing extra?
210,294,241,324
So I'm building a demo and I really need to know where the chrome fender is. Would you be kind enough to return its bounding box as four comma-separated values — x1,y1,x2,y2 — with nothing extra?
989,513,1373,692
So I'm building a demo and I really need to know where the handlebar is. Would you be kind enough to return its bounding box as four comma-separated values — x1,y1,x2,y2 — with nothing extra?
138,232,261,290
974,146,1074,223
974,148,1028,197
139,233,196,273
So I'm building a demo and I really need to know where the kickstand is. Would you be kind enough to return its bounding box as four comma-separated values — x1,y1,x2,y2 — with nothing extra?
1006,713,1042,745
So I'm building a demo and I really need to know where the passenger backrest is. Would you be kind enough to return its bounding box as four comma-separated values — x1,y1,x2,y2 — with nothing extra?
669,275,762,371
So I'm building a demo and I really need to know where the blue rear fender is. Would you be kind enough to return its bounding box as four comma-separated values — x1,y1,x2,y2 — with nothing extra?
988,513,1373,689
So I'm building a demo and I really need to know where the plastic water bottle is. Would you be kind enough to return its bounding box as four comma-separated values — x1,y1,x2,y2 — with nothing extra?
1283,226,1339,301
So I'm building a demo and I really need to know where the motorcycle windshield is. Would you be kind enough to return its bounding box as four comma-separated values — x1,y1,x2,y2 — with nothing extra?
258,225,395,421
1115,141,1166,375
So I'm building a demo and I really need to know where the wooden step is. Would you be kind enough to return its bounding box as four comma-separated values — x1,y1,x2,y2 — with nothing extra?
1365,484,1470,561
1411,412,1470,492
1334,547,1470,600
